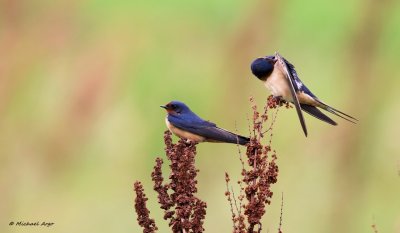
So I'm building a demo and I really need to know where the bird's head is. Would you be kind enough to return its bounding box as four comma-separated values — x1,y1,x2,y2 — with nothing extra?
250,56,276,80
160,101,190,115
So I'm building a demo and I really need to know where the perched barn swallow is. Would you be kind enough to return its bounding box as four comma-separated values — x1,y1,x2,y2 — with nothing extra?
250,52,357,136
161,101,249,145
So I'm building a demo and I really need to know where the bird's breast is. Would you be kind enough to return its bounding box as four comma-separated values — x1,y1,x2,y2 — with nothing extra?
264,69,293,101
165,118,206,143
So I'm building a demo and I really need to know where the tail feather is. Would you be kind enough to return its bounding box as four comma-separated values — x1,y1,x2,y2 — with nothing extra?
226,131,250,146
326,106,358,121
220,133,249,145
236,135,250,146
301,104,337,126
207,127,250,145
315,100,358,123
323,107,357,124
315,99,358,124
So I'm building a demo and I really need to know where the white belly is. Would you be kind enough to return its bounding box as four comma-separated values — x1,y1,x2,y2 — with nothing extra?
165,118,205,142
264,69,293,102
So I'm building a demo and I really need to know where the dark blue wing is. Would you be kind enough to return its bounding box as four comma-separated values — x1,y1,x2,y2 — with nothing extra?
277,54,308,136
168,113,215,129
168,114,249,145
282,57,357,124
300,104,337,125
282,57,317,98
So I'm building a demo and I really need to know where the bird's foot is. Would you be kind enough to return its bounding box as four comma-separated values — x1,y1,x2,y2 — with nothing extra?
184,139,197,146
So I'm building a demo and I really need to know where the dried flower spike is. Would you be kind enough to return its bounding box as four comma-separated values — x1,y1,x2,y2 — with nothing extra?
133,181,158,233
151,131,207,233
226,96,282,233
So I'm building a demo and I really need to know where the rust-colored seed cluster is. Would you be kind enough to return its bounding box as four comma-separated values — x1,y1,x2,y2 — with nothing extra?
266,95,291,109
133,181,158,233
151,130,206,233
225,96,282,233
133,131,206,233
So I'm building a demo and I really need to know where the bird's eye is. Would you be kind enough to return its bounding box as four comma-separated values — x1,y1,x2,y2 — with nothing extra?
170,104,176,109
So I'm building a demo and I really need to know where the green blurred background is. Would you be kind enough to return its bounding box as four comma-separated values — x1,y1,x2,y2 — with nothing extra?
1,0,399,232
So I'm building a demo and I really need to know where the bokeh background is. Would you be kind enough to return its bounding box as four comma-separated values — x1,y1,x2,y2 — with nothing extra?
1,0,400,232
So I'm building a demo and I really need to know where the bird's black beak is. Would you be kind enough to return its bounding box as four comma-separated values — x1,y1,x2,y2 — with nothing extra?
160,105,167,109
274,52,281,62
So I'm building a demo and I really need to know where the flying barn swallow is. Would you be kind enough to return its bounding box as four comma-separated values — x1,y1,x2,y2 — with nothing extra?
161,101,249,145
250,52,357,136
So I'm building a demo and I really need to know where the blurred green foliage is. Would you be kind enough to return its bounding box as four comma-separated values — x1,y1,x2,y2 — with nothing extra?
1,0,399,232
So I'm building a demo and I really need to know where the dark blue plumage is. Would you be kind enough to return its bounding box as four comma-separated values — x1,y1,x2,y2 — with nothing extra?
161,101,249,145
250,52,357,136
251,57,274,80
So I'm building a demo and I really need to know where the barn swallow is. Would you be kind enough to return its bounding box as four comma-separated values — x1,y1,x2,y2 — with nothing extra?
161,101,249,145
250,52,357,136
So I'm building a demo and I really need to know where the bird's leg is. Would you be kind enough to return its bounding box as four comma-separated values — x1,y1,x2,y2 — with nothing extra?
183,139,198,147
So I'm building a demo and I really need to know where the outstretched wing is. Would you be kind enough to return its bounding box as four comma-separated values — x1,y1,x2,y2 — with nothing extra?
275,52,308,136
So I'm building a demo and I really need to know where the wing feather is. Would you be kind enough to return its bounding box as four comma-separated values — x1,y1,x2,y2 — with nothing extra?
276,52,308,136
168,115,249,145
